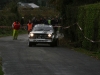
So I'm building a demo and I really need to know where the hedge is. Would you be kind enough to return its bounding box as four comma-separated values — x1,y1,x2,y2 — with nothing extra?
63,3,100,51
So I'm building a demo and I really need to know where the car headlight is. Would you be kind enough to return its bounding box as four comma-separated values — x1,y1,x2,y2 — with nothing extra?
30,33,34,37
48,34,52,37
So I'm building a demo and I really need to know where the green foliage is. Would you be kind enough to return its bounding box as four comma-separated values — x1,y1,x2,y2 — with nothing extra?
0,65,4,75
77,7,85,44
62,3,100,51
0,57,4,75
0,13,17,26
74,48,100,60
63,6,79,43
19,8,59,21
77,3,100,51
0,28,13,37
0,1,21,26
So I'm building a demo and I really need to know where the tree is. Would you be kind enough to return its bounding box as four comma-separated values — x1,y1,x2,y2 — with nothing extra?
3,1,20,19
48,0,100,26
49,0,73,26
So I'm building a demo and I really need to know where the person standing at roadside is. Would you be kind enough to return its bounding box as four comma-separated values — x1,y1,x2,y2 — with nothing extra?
27,20,33,34
51,17,56,26
47,17,51,25
12,20,20,40
43,16,48,24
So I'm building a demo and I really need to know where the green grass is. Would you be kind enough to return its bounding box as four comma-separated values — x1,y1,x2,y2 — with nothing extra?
74,48,100,60
0,29,27,37
59,38,100,60
0,57,4,75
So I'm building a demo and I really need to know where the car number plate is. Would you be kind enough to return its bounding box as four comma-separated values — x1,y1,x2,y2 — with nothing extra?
38,37,41,39
30,39,34,41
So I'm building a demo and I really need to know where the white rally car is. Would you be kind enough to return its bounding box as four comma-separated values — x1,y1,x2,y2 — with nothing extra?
28,24,59,47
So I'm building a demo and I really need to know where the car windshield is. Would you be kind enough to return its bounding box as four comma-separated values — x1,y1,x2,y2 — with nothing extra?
33,26,53,31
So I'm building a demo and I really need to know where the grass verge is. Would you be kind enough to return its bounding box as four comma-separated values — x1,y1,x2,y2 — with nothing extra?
73,48,100,60
59,38,100,60
0,57,4,75
0,29,27,37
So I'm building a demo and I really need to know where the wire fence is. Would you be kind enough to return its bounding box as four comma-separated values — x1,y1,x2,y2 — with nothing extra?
54,23,100,43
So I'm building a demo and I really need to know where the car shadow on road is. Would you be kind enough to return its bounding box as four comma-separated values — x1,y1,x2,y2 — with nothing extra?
31,44,60,47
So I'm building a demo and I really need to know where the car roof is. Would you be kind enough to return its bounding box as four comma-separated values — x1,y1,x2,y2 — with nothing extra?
34,24,53,28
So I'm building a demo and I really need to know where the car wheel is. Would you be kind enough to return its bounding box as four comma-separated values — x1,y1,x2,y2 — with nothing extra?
50,43,54,47
54,42,57,47
50,39,59,47
33,43,36,46
55,39,59,47
50,41,55,47
28,42,33,47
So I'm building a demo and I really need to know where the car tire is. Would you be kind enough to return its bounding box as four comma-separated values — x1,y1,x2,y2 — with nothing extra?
33,43,36,46
55,39,59,47
50,39,59,47
54,41,57,47
28,42,33,47
50,43,54,47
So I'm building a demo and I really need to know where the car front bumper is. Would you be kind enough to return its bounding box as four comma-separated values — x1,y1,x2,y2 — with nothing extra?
29,39,53,43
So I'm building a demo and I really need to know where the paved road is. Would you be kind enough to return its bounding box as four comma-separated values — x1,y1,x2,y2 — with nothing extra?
0,34,100,75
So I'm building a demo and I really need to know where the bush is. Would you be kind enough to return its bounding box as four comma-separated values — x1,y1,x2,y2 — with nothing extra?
63,3,100,51
77,3,100,51
0,57,4,75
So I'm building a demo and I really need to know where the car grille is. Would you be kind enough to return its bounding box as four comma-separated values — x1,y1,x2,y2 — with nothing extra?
33,34,49,39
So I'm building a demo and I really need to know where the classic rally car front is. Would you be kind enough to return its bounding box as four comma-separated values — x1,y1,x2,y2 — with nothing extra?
28,24,58,47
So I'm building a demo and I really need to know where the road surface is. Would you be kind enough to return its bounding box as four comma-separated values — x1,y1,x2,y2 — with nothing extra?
0,34,100,75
